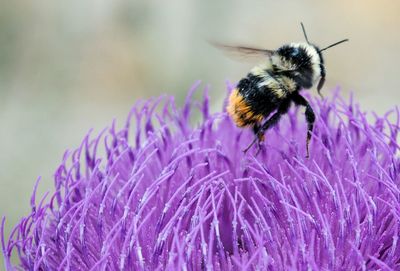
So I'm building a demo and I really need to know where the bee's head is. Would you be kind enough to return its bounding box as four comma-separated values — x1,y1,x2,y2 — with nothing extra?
273,43,322,73
272,23,348,94
271,42,323,89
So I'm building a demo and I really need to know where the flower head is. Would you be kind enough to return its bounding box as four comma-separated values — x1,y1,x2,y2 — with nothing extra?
2,82,400,270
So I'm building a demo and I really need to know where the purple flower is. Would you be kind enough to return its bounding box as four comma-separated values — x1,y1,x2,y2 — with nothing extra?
2,81,400,270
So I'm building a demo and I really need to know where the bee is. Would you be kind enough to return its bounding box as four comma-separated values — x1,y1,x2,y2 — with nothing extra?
214,23,348,157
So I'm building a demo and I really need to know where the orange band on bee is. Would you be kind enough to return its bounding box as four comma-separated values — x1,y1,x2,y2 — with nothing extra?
227,88,263,127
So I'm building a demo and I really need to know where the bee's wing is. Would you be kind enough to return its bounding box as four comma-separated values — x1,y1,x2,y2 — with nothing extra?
210,42,274,62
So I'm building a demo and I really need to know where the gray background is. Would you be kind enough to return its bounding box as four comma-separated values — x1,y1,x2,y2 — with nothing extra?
1,0,399,266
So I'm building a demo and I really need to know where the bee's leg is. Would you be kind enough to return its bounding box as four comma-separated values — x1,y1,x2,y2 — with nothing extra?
291,93,315,158
257,99,291,138
254,123,265,156
242,137,258,154
243,98,291,155
242,123,264,154
253,123,260,135
317,76,326,98
243,125,259,154
253,123,265,142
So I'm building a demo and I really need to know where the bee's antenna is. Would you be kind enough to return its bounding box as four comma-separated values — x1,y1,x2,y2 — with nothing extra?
300,22,310,44
319,39,349,52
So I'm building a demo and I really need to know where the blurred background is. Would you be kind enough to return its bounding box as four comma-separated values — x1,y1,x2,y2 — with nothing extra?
1,0,399,265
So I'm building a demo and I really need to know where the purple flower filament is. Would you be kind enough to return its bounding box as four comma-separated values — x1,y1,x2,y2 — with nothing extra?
2,82,400,270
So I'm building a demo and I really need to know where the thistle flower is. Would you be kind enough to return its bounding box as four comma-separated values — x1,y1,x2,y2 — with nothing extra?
2,81,400,270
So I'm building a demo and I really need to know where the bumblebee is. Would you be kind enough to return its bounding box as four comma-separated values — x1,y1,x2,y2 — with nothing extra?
216,23,348,157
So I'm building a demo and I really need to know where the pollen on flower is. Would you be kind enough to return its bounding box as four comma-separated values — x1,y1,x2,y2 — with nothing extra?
1,82,400,270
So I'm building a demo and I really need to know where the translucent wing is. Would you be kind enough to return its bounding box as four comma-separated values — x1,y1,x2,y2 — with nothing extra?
210,42,275,62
